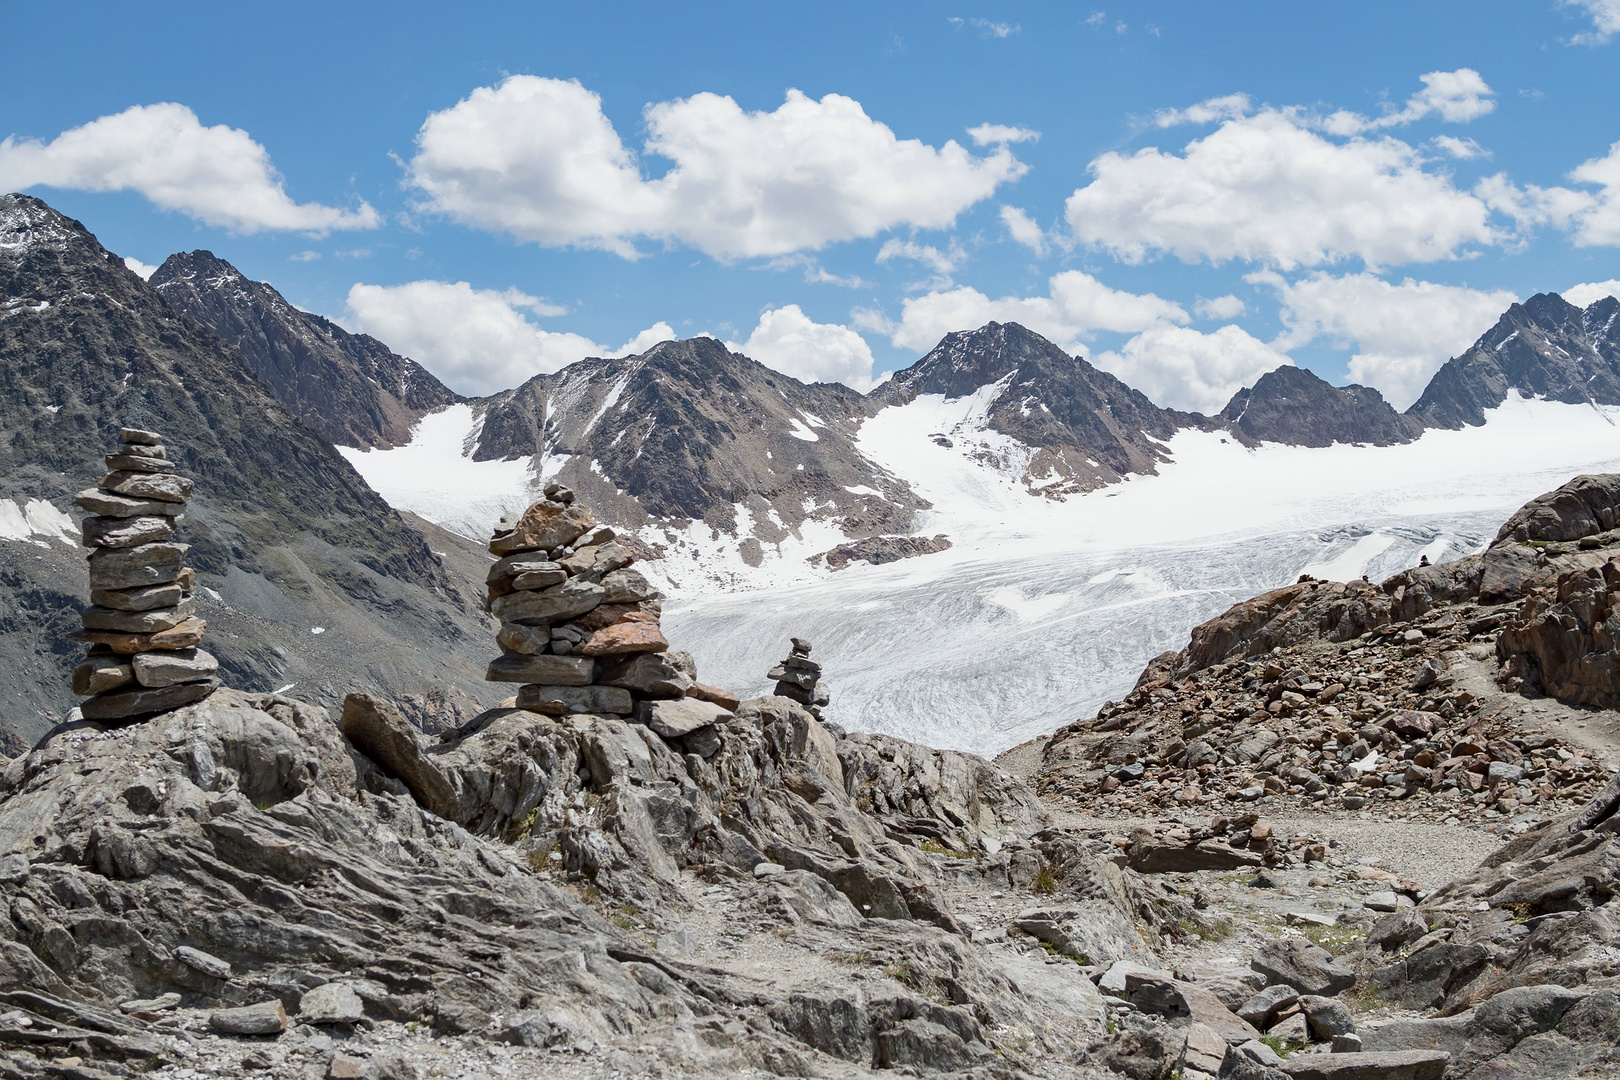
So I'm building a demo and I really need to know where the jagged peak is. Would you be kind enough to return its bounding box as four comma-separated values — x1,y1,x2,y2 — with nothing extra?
0,192,98,260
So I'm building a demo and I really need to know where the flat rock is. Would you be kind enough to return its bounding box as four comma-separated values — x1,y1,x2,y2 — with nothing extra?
175,944,232,978
489,502,593,556
511,567,569,591
490,578,604,625
90,581,185,612
132,648,218,688
516,683,633,715
299,981,365,1024
1128,838,1263,873
72,655,134,696
597,652,692,697
1279,1050,1449,1080
105,452,175,473
1253,938,1357,997
1237,984,1300,1029
1098,960,1173,996
496,622,551,655
485,654,594,685
81,679,218,721
579,622,669,657
76,616,207,654
339,694,458,817
86,541,189,590
688,682,742,711
208,1000,287,1036
82,597,196,633
119,427,163,445
1181,1021,1227,1078
574,602,659,633
120,993,181,1014
1125,971,1260,1046
81,514,176,548
636,697,732,739
487,553,564,583
100,470,193,503
75,487,186,518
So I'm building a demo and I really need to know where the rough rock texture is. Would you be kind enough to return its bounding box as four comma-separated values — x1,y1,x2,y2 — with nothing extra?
150,250,461,451
1497,558,1620,707
1407,292,1620,430
813,534,953,571
1217,365,1416,448
0,194,504,744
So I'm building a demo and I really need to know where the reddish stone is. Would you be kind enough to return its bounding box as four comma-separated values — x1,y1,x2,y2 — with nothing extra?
579,622,668,657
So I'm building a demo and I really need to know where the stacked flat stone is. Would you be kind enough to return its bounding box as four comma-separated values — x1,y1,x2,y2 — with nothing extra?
485,483,739,755
70,427,218,722
768,637,829,718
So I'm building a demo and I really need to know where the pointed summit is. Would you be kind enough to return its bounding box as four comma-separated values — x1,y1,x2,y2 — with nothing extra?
1217,366,1416,448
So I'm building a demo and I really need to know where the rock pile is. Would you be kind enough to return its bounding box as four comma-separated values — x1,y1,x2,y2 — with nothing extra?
1497,556,1620,707
767,636,829,717
68,426,217,722
484,483,740,754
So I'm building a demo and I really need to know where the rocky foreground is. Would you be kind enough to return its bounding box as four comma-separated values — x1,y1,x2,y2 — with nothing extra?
3,479,1620,1079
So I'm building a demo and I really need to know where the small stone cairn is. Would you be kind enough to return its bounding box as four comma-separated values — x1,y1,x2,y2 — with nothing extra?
484,482,740,755
768,637,829,718
70,427,218,721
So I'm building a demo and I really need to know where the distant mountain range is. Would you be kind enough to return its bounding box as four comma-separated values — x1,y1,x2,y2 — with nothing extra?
4,189,1620,743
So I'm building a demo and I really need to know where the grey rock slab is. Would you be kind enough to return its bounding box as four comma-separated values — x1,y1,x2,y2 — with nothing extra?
516,683,633,715
486,553,564,584
0,854,30,885
1098,960,1173,996
105,452,175,473
208,1000,288,1035
76,487,186,518
1181,1021,1227,1078
485,654,594,685
175,945,232,979
496,622,551,655
1300,995,1356,1040
82,597,196,633
81,514,176,548
1332,1032,1364,1053
72,655,134,696
90,581,185,612
597,652,693,698
100,470,193,503
635,697,732,739
511,567,569,590
1278,1050,1449,1080
489,578,604,625
119,427,163,445
120,992,181,1014
81,679,217,721
599,567,659,604
298,981,365,1024
1253,938,1357,997
132,648,218,689
1237,984,1301,1029
338,694,458,818
87,542,188,590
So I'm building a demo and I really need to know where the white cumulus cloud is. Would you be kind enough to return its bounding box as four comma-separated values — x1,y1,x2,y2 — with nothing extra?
1092,325,1292,414
1194,294,1247,319
122,256,158,280
406,76,1026,260
1323,69,1495,135
876,270,1188,353
968,124,1040,145
1065,108,1500,269
1153,93,1252,128
1564,279,1620,307
0,103,379,234
731,305,878,390
1252,270,1518,409
999,205,1048,255
1566,0,1620,43
1566,141,1620,246
343,280,671,396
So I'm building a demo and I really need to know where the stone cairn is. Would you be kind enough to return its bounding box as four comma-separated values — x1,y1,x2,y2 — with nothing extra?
484,482,740,756
70,427,218,722
768,637,829,718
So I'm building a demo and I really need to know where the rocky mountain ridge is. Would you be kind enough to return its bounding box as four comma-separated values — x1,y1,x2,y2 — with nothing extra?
0,193,502,749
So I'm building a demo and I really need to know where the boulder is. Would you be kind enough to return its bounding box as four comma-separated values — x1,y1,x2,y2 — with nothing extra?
86,541,189,590
636,698,733,739
1128,837,1263,873
489,502,593,556
81,514,176,548
516,684,633,716
1180,1021,1227,1079
80,678,218,721
208,1000,288,1035
75,487,185,518
495,622,551,655
338,693,458,817
1299,995,1355,1040
484,654,594,685
1252,939,1356,997
597,652,692,698
1124,970,1261,1046
299,982,366,1024
599,568,659,604
99,469,194,502
131,647,218,688
1237,984,1300,1029
1278,1050,1448,1080
489,578,604,625
688,682,742,711
176,945,232,978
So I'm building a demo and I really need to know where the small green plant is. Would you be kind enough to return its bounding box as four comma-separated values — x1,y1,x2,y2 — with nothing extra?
1033,867,1058,895
828,951,874,966
1259,1033,1292,1059
619,903,640,917
611,914,635,930
882,960,918,986
511,807,539,841
526,840,554,872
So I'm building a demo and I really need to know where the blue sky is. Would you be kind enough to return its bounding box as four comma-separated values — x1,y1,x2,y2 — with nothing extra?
3,1,1619,410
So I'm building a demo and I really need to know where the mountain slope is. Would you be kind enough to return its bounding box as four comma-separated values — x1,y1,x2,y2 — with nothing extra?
0,193,499,744
869,321,1206,497
1217,365,1416,447
470,335,926,562
150,249,461,449
1407,292,1620,428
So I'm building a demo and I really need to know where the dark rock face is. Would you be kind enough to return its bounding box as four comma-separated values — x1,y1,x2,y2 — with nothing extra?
150,250,460,450
813,533,952,571
870,321,1206,496
1407,292,1620,429
1217,366,1416,448
473,335,925,540
1493,473,1620,545
1498,559,1620,708
0,194,498,744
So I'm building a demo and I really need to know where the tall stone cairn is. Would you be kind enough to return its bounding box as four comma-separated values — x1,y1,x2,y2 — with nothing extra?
768,637,829,718
70,427,219,721
485,482,740,756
